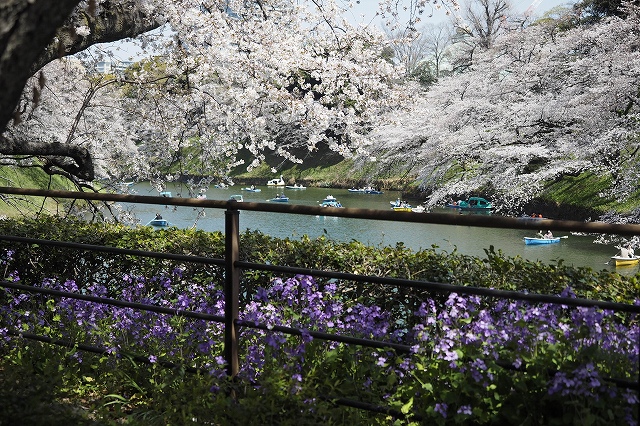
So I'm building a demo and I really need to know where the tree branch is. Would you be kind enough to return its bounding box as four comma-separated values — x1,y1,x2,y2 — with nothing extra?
0,135,94,180
0,1,161,182
31,0,161,73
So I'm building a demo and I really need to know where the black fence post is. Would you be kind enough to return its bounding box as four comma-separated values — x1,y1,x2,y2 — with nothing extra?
224,205,240,378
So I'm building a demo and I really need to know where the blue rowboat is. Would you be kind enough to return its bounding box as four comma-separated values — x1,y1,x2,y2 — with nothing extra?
146,219,170,228
524,237,560,245
269,195,289,202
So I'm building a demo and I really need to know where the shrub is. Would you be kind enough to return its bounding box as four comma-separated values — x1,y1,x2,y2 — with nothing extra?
1,257,637,424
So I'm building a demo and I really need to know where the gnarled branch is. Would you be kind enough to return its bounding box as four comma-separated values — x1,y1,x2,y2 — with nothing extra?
0,135,94,181
0,0,161,182
32,0,162,73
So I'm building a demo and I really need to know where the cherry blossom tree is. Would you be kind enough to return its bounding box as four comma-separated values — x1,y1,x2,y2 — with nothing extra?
384,22,455,85
0,0,441,186
0,0,161,181
449,0,515,72
367,3,640,214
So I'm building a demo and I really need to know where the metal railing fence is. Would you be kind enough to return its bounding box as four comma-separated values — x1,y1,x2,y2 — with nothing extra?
0,187,639,419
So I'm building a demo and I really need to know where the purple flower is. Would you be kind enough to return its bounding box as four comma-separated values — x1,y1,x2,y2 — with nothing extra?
254,287,269,302
172,267,183,279
435,402,448,418
457,405,472,415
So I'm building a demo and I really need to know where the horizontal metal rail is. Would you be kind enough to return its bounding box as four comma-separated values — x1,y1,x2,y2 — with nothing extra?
236,261,640,313
3,186,640,235
235,319,413,353
4,329,206,374
0,280,225,322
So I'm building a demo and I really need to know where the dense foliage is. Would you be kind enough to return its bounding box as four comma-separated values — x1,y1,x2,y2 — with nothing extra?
369,3,640,211
0,218,638,424
1,267,638,424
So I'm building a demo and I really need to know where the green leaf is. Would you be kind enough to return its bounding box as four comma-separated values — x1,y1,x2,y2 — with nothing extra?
401,396,414,414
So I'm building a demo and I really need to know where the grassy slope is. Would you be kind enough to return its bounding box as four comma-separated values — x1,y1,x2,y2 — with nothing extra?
539,172,640,215
540,173,611,209
233,152,638,217
0,166,76,217
231,146,421,191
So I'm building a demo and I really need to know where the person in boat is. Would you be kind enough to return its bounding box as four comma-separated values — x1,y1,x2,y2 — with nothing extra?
251,185,255,190
621,244,634,258
544,230,553,239
536,230,544,238
155,213,163,220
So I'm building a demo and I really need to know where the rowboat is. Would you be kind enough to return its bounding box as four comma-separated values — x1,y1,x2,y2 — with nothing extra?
447,197,492,211
320,195,342,207
610,255,640,267
146,219,170,228
285,184,306,189
269,194,289,202
524,237,560,245
267,176,285,186
229,194,244,202
320,200,343,208
518,214,546,220
390,199,412,211
348,187,383,194
242,186,261,192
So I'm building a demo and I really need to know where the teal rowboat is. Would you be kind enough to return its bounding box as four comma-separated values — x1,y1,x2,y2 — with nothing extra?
524,237,560,245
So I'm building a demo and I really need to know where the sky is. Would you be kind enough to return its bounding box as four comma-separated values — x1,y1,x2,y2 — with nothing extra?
106,0,575,61
343,0,573,26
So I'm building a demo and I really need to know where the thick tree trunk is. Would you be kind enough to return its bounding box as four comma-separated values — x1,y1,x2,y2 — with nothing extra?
0,0,160,181
0,0,80,133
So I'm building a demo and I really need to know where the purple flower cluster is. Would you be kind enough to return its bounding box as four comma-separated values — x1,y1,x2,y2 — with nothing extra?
0,247,637,423
402,290,638,422
1,265,227,373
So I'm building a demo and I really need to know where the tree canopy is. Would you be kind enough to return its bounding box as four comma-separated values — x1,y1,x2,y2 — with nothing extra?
368,3,640,212
1,0,432,185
